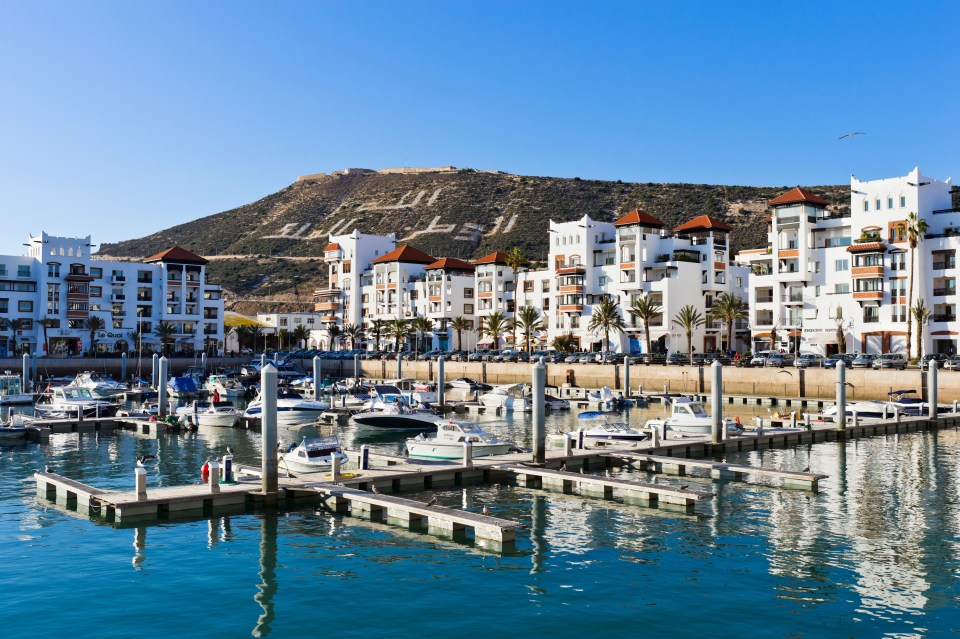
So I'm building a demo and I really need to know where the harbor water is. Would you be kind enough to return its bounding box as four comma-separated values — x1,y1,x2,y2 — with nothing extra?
3,403,960,637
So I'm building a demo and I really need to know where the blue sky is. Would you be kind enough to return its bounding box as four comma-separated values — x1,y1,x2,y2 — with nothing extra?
0,0,956,254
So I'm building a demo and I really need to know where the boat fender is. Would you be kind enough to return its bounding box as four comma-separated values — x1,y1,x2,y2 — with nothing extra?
734,416,741,426
201,461,210,483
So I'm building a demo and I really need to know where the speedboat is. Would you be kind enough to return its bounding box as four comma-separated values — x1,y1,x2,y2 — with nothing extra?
167,376,200,397
821,400,892,421
175,400,240,428
406,420,516,460
479,384,532,411
243,389,330,427
449,377,483,391
0,375,32,405
545,394,571,410
364,384,434,411
278,436,348,473
34,387,117,419
351,399,442,430
572,411,647,442
0,414,30,439
644,396,742,437
64,372,127,399
205,374,245,398
587,386,630,410
885,389,949,416
385,378,438,405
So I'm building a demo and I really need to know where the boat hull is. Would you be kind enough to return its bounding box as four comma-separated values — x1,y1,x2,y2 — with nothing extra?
406,441,513,460
352,412,440,430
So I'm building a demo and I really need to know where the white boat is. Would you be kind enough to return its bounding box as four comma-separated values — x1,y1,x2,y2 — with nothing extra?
278,436,348,473
479,384,532,412
364,384,433,411
572,411,647,442
64,372,127,399
449,377,483,391
34,387,118,419
175,400,240,428
205,374,246,398
586,386,629,410
644,396,742,437
545,394,571,410
243,389,329,427
351,399,443,430
385,378,439,405
168,376,200,397
406,420,515,460
0,375,32,405
0,414,30,439
820,400,891,421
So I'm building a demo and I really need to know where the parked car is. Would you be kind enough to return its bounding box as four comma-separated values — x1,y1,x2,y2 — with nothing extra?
764,353,794,367
850,353,877,369
873,353,908,370
750,350,776,367
666,353,688,366
466,350,488,362
701,352,730,365
594,351,618,364
636,353,667,365
822,353,855,369
418,349,442,361
794,353,824,368
944,355,960,371
918,353,948,369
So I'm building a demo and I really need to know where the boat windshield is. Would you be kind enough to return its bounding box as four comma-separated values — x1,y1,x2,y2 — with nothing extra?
686,403,708,417
0,377,22,394
64,388,94,400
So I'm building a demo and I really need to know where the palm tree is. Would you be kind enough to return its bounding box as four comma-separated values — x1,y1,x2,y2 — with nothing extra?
389,319,410,353
250,325,265,353
708,292,748,354
343,323,364,351
906,211,929,361
152,320,176,356
291,324,310,349
505,247,527,348
516,306,543,353
0,318,14,357
673,305,705,364
628,294,662,356
551,332,575,353
410,317,434,354
37,316,56,357
327,324,343,351
278,329,290,351
481,311,509,350
835,308,846,353
369,319,386,351
449,316,471,351
128,328,142,356
769,323,780,353
588,297,625,353
912,299,931,359
84,315,106,356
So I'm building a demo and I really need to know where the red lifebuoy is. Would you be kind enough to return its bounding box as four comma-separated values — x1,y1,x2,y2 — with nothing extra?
201,461,210,483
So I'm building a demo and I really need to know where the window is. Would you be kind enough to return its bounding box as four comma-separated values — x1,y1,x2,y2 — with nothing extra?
0,299,6,313
90,286,102,297
543,299,550,311
47,263,60,277
17,318,32,330
735,276,742,287
888,197,894,209
835,283,850,294
17,265,30,278
864,201,869,212
875,199,881,210
835,259,849,271
18,300,32,312
463,304,474,314
892,304,907,322
90,267,102,278
542,281,550,292
900,196,906,207
464,288,474,298
863,307,880,323
68,319,84,329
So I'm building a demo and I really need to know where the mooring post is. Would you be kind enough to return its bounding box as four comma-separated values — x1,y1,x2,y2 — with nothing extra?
563,433,573,457
135,466,147,501
312,356,321,400
261,364,278,505
894,405,901,424
533,357,546,465
201,352,207,373
397,350,403,379
354,353,360,382
437,355,445,409
31,352,37,387
360,445,369,471
953,400,958,414
151,353,159,389
789,411,797,429
330,452,341,482
208,460,220,494
463,440,473,468
158,356,169,418
804,412,811,430
710,360,722,443
121,352,127,382
835,360,847,431
928,363,938,421
650,426,660,447
222,453,234,483
882,404,888,420
624,356,631,398
21,353,29,393
852,410,859,428
261,353,266,370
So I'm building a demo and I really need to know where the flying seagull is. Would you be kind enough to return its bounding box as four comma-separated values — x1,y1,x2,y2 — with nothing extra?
136,454,157,467
838,132,866,140
426,497,437,507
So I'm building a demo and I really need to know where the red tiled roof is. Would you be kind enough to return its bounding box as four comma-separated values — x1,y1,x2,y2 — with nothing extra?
768,187,830,207
473,251,511,265
675,215,733,233
323,243,341,252
614,209,664,228
425,257,476,272
370,245,435,265
143,247,208,265
847,242,887,253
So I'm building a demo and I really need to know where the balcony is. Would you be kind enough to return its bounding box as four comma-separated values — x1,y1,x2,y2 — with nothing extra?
111,276,126,283
933,288,957,297
853,291,883,301
933,261,957,270
933,314,957,322
555,263,586,276
559,304,584,313
851,266,884,278
315,301,340,312
756,295,774,303
111,294,125,302
782,293,804,304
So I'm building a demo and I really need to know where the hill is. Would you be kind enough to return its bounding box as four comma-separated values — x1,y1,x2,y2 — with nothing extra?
98,167,849,308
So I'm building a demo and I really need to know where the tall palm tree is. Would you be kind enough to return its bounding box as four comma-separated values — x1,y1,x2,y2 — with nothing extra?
516,306,543,353
505,247,527,348
250,325,265,353
906,211,929,361
128,328,142,356
291,324,310,349
278,329,290,351
84,315,106,356
708,292,748,354
628,294,662,356
551,332,575,353
481,311,509,350
449,316,471,351
835,308,846,353
588,297,625,353
152,320,176,356
0,318,15,357
37,316,56,357
369,319,387,351
343,323,364,351
411,317,434,354
912,298,930,359
673,305,705,364
389,318,409,353
327,324,343,351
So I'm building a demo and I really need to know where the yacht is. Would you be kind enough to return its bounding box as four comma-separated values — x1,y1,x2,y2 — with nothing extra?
385,378,439,405
175,400,240,428
243,389,329,427
278,436,349,474
406,420,515,460
34,387,117,419
0,374,32,405
820,400,892,421
0,414,30,440
351,398,442,431
64,372,126,399
644,396,742,437
205,374,246,398
572,411,647,443
586,387,630,410
479,384,532,412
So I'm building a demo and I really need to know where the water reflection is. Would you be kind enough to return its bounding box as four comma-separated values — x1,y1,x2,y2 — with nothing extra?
252,515,278,638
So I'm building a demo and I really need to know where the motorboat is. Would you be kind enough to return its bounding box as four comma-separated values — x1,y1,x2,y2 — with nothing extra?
34,387,118,419
587,386,630,410
168,376,200,397
278,436,348,473
644,396,742,437
820,400,892,421
205,374,246,398
0,414,30,439
385,378,438,405
364,384,433,411
406,420,516,460
64,372,127,399
175,400,240,428
569,411,647,443
479,384,532,412
544,394,571,410
0,374,32,405
449,377,483,391
351,399,443,430
885,389,949,416
242,389,329,427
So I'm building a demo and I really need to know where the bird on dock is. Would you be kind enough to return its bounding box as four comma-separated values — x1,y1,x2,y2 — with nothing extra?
136,454,156,467
802,466,810,473
678,485,689,491
605,469,612,477
226,445,235,455
482,504,490,515
371,485,380,494
426,497,437,507
559,462,566,472
580,467,586,474
43,465,54,474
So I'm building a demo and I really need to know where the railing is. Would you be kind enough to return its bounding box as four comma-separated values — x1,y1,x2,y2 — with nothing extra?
783,293,804,302
934,314,957,322
933,261,956,270
863,316,880,323
596,237,616,245
933,288,957,296
756,295,774,303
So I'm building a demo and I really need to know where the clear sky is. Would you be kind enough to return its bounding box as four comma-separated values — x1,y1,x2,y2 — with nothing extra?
0,0,956,254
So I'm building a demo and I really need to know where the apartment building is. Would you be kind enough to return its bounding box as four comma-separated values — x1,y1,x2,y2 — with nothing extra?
737,167,956,356
0,233,223,356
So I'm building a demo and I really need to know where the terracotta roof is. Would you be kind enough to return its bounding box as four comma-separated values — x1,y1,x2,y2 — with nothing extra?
614,209,664,228
424,257,476,272
674,215,733,233
323,242,341,252
768,187,830,207
143,247,208,265
473,251,511,265
847,242,887,253
370,244,435,265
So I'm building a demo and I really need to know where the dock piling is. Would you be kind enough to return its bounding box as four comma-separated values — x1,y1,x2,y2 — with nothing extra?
158,356,169,418
208,461,220,494
330,453,341,482
710,360,722,444
804,413,811,430
135,466,147,501
532,357,546,465
563,433,573,457
151,353,158,390
121,352,127,381
852,410,859,428
313,356,321,400
463,440,473,468
624,356,631,397
354,353,360,381
22,353,29,393
928,364,938,421
360,445,370,470
397,351,402,379
835,360,847,430
437,356,445,409
261,364,278,505
201,352,207,372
